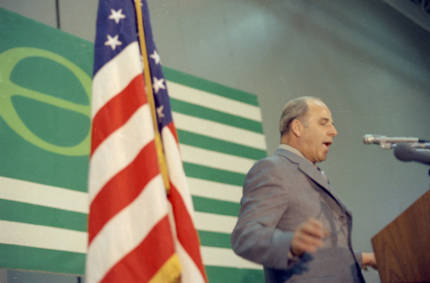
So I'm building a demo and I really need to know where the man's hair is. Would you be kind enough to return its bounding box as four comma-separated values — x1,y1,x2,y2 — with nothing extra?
279,96,322,136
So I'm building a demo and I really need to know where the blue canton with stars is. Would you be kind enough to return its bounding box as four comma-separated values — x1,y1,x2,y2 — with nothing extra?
93,0,173,131
93,0,138,75
139,0,174,131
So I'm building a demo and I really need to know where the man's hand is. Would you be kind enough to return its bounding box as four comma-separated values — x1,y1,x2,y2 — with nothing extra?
362,252,377,270
290,218,328,256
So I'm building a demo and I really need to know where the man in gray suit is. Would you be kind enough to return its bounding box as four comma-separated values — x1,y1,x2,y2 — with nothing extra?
231,97,376,282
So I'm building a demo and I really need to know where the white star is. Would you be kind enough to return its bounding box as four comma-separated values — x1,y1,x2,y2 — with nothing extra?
104,34,122,50
108,9,126,24
157,105,164,120
152,77,165,94
150,50,161,64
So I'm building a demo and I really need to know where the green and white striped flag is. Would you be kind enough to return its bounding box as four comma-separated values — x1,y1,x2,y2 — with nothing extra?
0,8,266,282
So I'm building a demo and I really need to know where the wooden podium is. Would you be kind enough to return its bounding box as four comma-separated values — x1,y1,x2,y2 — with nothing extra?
371,189,430,283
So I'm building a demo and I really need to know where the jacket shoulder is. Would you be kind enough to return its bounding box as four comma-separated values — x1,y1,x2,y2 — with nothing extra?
244,152,299,188
248,151,296,175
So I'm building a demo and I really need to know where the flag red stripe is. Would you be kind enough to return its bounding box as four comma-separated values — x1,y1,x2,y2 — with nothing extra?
91,75,146,156
167,122,179,144
101,216,176,283
169,183,207,281
88,140,159,244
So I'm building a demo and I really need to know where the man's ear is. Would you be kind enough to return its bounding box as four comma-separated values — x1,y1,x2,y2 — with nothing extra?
290,119,303,137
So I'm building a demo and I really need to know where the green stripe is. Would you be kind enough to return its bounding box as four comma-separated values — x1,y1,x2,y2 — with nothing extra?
0,243,85,275
171,98,263,133
206,265,263,283
0,245,265,281
0,199,87,232
198,230,231,249
193,196,239,217
183,162,245,186
177,129,266,160
163,66,259,106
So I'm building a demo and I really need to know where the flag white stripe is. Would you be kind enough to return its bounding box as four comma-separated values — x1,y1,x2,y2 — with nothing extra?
0,194,236,236
0,177,88,213
91,42,142,118
86,176,167,283
187,177,242,203
194,212,237,234
173,112,266,150
167,81,262,122
162,127,195,214
0,176,242,218
201,246,261,270
88,105,153,203
180,144,254,174
0,220,87,253
176,242,205,283
0,221,259,270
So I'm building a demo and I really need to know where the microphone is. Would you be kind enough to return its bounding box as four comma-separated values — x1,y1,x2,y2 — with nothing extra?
363,134,428,149
393,144,430,166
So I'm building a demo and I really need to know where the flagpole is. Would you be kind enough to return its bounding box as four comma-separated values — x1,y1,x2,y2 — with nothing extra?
131,2,208,282
134,0,171,194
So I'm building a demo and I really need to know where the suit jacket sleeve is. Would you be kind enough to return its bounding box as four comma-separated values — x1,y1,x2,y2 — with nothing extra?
231,157,294,270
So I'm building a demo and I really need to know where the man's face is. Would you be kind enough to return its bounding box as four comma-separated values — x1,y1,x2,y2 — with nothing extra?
298,101,338,163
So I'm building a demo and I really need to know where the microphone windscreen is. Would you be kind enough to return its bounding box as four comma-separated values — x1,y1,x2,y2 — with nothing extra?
393,144,413,161
394,144,430,165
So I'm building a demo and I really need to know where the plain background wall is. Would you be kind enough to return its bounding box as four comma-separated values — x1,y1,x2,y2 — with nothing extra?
1,0,430,282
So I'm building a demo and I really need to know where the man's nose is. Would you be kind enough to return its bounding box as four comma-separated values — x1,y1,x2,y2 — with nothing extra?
328,124,338,137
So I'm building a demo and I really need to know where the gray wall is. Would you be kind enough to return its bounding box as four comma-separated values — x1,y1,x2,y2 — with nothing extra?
1,0,430,282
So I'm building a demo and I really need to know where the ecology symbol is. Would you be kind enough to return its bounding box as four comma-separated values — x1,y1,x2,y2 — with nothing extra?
0,47,92,156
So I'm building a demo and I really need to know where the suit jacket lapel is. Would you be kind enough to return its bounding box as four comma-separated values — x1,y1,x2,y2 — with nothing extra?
275,148,352,217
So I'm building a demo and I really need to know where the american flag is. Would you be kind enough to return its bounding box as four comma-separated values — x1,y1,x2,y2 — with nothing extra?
86,0,207,282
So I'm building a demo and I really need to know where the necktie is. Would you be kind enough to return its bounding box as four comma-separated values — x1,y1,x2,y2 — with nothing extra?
317,166,330,184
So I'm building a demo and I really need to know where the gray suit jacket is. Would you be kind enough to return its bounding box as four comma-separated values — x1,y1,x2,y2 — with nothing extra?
231,148,365,283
